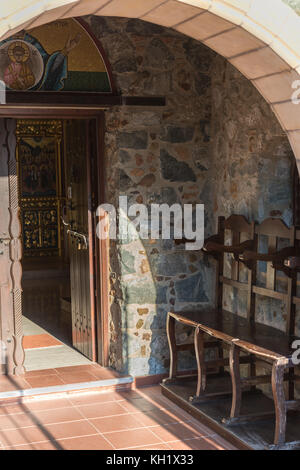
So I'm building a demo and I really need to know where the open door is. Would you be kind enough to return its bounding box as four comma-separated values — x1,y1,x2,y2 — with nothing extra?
64,119,97,362
0,118,24,375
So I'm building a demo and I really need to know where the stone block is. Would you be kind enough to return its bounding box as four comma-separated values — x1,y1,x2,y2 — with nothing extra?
160,149,196,182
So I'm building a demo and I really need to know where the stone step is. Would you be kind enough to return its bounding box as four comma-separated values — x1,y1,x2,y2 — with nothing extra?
0,375,133,402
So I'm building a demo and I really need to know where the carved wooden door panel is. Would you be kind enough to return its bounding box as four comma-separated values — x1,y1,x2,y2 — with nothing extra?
16,120,63,258
0,119,25,375
64,120,96,361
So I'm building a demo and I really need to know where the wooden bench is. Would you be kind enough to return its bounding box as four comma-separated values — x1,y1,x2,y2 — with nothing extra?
164,215,300,449
164,215,256,399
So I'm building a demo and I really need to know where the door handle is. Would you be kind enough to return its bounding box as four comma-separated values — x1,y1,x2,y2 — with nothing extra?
67,229,88,250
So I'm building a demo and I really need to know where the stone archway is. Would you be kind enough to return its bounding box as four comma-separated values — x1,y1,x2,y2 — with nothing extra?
0,0,300,169
0,1,300,377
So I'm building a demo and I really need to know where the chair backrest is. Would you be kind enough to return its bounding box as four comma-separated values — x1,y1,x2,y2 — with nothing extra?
215,215,256,320
207,215,298,334
252,218,296,335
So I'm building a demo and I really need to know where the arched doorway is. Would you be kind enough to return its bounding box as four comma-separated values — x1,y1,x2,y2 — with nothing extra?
0,1,299,377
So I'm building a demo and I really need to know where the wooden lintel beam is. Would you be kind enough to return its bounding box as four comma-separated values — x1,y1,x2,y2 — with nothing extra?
1,92,166,109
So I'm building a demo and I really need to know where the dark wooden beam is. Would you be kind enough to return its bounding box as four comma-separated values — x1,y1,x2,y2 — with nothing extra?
2,92,166,109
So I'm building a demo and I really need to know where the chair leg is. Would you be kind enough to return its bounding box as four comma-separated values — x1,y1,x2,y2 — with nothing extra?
229,343,242,419
217,342,225,375
163,314,178,383
194,326,206,398
288,367,294,401
249,354,257,392
272,362,287,446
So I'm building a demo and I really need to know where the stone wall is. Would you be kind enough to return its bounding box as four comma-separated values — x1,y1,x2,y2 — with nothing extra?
85,16,295,376
210,56,294,327
210,56,293,227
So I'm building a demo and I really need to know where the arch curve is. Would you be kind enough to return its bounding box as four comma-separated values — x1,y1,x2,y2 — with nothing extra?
1,0,300,168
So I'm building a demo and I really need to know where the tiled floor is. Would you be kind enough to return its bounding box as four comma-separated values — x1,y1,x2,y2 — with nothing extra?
0,386,237,450
24,333,62,349
22,261,82,372
0,364,126,393
22,316,92,371
24,345,92,371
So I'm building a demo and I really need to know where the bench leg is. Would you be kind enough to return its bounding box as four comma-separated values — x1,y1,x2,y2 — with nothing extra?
272,362,287,446
163,314,178,384
194,326,206,398
229,343,242,419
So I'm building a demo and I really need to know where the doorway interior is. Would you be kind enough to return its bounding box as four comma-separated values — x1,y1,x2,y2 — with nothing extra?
17,117,101,372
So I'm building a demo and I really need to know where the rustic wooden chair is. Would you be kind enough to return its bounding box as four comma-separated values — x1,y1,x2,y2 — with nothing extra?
225,218,300,449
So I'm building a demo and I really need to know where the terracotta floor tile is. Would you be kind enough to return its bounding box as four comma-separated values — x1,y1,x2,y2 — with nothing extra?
24,369,57,378
0,412,38,430
23,334,62,349
0,377,31,391
44,419,97,440
21,397,72,412
5,440,58,450
57,435,114,450
105,427,163,449
150,422,207,442
59,372,98,384
92,414,145,433
0,425,48,447
1,420,97,448
68,391,121,406
25,375,65,388
77,401,127,419
0,403,26,416
91,368,123,380
129,392,177,410
117,390,146,400
0,385,235,451
54,365,99,375
134,408,185,427
120,397,162,413
32,406,83,425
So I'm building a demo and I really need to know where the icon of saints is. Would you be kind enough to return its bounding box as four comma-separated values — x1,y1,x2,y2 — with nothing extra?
4,41,35,90
2,31,81,91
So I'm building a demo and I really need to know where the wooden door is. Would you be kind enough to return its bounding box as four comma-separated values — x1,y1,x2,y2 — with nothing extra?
64,120,96,361
0,118,25,375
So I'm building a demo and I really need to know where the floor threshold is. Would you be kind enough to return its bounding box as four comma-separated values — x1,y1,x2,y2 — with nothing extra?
0,376,133,400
